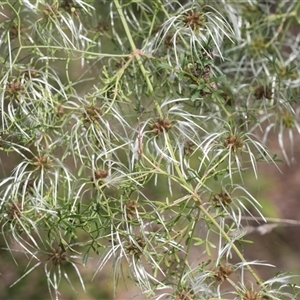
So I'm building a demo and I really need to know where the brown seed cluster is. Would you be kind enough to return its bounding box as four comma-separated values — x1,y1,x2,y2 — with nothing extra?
213,190,232,207
82,105,102,123
183,140,195,156
254,85,272,100
125,236,146,259
164,34,177,48
92,169,108,186
124,200,139,219
91,169,108,186
182,11,205,30
173,288,195,300
56,104,65,117
242,290,268,300
43,3,60,18
48,247,67,266
20,68,39,80
94,169,108,180
34,155,52,170
149,118,172,135
7,202,22,220
6,81,24,96
224,135,243,151
96,21,109,34
214,264,233,282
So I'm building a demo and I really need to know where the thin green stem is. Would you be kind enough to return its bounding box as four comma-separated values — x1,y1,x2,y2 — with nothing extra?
19,45,128,57
177,207,201,289
143,151,263,285
198,202,263,285
113,0,163,117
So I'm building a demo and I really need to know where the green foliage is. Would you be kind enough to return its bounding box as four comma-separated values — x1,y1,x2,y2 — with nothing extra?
0,0,300,299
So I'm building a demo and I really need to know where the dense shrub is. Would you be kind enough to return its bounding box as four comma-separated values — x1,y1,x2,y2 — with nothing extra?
0,0,299,299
